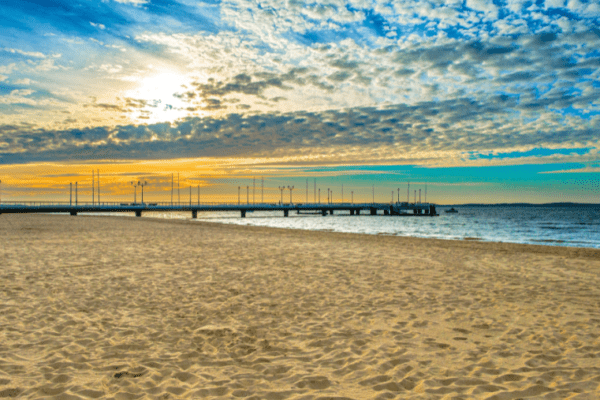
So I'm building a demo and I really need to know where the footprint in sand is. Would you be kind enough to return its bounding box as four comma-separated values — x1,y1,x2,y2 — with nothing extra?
295,376,332,390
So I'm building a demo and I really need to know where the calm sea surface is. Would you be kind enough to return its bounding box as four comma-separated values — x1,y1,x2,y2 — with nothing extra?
127,205,600,249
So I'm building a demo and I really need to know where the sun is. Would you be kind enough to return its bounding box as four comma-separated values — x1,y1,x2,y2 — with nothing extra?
124,69,198,124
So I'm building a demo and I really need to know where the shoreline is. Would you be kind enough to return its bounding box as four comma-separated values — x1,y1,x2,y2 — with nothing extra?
84,213,600,257
1,213,599,399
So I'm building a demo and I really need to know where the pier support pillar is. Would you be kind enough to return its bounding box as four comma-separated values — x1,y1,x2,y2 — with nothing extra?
70,211,77,216
356,210,360,215
350,210,354,215
329,210,334,215
370,208,376,215
192,210,197,219
241,210,246,218
135,211,142,217
384,210,389,215
284,210,289,217
322,210,327,216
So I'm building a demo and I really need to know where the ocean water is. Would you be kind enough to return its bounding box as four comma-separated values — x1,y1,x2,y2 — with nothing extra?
134,205,600,249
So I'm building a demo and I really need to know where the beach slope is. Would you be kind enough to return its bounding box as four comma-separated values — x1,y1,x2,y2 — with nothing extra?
1,214,599,399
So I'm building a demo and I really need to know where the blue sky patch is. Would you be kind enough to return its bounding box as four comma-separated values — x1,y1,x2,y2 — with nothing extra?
469,148,593,160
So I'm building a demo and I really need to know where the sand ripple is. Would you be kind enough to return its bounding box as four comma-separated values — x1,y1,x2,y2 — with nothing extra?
1,214,599,399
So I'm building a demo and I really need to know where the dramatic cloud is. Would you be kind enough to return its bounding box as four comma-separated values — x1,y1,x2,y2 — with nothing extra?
0,0,598,175
1,96,598,167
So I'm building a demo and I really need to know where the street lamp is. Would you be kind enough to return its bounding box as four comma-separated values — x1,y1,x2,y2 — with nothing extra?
287,186,294,204
139,181,148,204
278,186,285,205
131,181,138,204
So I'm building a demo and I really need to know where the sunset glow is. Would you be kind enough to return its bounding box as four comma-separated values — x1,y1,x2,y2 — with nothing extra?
0,0,598,203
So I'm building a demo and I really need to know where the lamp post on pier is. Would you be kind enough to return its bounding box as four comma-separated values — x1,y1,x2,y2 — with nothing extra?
139,181,148,204
238,186,240,205
287,186,294,205
278,186,285,205
130,181,138,204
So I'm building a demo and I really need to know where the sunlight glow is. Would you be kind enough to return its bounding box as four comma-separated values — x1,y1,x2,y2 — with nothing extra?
124,70,196,124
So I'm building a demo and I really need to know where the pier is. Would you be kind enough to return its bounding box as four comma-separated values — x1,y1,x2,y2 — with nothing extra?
0,201,437,218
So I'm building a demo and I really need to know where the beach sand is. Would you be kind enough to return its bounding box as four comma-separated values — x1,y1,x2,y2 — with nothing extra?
1,214,599,399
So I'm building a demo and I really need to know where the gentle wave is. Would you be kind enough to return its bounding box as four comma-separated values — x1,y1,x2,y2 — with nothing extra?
87,205,600,249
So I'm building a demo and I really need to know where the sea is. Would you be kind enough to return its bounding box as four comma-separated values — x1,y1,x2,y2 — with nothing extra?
131,204,600,249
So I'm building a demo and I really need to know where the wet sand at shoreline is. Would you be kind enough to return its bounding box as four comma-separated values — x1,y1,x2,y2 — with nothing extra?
1,214,599,399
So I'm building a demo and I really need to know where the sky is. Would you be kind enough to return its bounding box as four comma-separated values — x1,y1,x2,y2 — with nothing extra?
0,0,599,204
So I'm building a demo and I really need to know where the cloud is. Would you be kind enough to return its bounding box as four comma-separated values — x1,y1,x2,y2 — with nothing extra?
544,0,565,9
1,0,599,165
0,64,17,75
540,167,600,173
2,48,46,58
566,0,600,18
466,0,499,20
90,22,106,30
14,78,34,85
1,95,598,166
113,0,148,5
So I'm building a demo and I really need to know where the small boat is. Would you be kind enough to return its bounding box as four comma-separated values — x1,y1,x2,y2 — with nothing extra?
445,207,458,213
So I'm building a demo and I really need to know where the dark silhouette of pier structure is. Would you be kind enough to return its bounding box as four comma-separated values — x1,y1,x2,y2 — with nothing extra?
0,201,437,218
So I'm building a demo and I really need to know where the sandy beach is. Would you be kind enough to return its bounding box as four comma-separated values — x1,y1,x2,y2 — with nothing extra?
1,214,599,399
